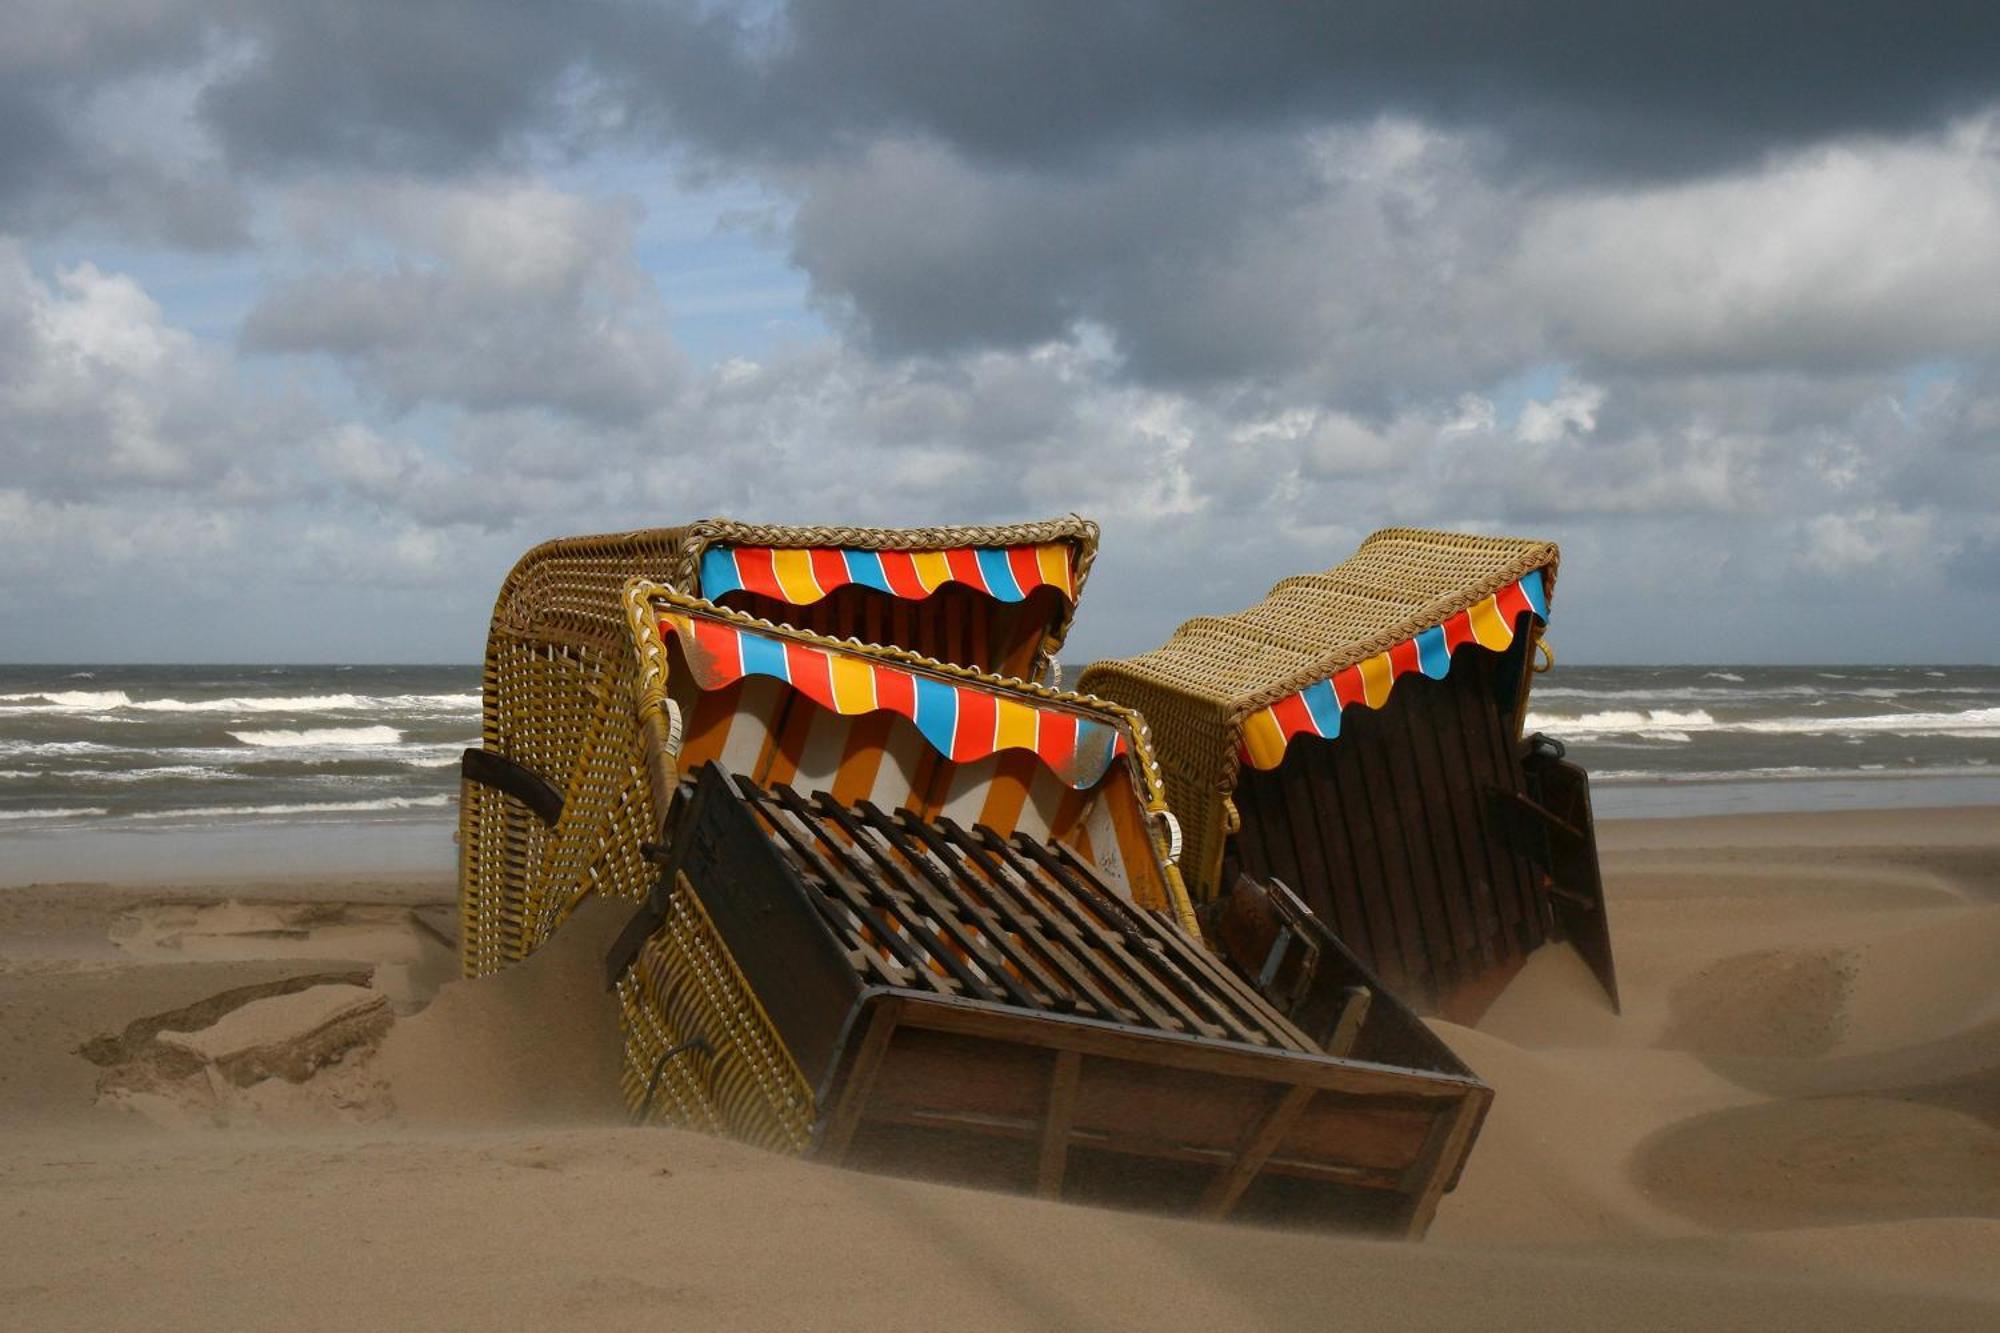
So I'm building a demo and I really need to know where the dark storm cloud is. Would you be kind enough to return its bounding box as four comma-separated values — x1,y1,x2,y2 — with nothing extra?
761,1,2000,178
185,2,2000,180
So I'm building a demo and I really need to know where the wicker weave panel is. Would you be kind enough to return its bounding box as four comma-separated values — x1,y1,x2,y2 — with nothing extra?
616,879,817,1153
1078,527,1559,897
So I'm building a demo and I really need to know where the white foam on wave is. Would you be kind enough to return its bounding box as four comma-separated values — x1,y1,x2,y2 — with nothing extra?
1703,671,1746,682
0,806,110,821
1524,708,1713,741
227,725,404,748
1737,706,2000,738
48,765,246,783
0,690,134,710
129,794,452,820
1,689,477,714
0,740,135,759
1528,705,2000,741
1592,763,2000,785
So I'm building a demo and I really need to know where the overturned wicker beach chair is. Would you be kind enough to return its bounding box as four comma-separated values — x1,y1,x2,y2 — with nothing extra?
1079,528,1617,1019
461,517,1097,974
599,589,1491,1234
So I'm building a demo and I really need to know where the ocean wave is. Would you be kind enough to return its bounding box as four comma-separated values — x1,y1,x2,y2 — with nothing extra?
128,794,452,820
227,725,404,748
0,806,110,821
0,740,137,759
0,689,479,715
0,690,134,710
46,765,247,783
0,769,41,779
1591,763,2000,785
1738,707,2000,738
1528,705,2000,740
1525,708,1712,741
1703,671,1745,682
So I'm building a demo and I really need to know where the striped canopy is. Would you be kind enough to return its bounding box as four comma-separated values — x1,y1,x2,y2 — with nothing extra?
660,612,1125,788
1238,571,1549,770
699,542,1077,607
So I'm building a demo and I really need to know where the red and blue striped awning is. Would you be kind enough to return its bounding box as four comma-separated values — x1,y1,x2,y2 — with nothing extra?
1238,570,1549,770
660,613,1124,788
698,542,1076,607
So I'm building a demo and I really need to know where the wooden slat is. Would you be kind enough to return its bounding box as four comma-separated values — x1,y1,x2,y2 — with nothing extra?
764,782,994,998
818,999,902,1163
748,783,952,994
906,816,1135,1024
1199,1084,1316,1218
1036,1049,1083,1198
1400,1089,1486,1239
850,798,1071,1008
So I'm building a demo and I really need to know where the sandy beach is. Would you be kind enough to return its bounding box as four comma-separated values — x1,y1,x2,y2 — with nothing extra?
2,805,1995,1330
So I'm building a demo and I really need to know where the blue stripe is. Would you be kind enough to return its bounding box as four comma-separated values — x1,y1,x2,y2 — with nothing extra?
1521,568,1549,621
841,548,892,596
699,549,743,599
736,629,790,683
1415,624,1452,678
974,548,1025,601
911,676,960,756
1299,679,1342,740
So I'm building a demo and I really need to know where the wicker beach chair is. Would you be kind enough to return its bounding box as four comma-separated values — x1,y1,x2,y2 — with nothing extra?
460,517,1098,975
596,588,1491,1235
1079,528,1617,1018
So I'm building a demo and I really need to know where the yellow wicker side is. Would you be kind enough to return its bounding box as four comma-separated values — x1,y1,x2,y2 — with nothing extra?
616,878,817,1154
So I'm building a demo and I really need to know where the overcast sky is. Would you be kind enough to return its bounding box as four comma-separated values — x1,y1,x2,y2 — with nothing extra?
4,2,1998,665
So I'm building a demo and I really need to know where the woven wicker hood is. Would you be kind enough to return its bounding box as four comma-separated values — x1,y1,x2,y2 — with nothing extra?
1078,527,1558,892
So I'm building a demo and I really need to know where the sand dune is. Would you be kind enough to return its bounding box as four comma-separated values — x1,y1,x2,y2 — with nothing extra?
1,805,1995,1328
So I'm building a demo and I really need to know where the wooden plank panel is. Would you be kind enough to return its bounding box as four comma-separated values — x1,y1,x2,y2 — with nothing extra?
1404,677,1501,967
1363,699,1461,989
1323,722,1423,991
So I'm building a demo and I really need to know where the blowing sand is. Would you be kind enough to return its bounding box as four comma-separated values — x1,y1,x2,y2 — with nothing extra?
1,806,1995,1329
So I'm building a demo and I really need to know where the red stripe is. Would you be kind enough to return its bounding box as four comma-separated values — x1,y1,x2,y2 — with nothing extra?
1333,665,1366,709
1007,545,1043,596
732,547,779,600
873,663,914,717
944,547,986,593
686,618,744,686
1441,609,1474,651
809,547,849,596
1271,691,1318,742
879,550,927,600
1036,710,1078,776
781,641,833,708
1389,638,1421,679
952,686,996,761
1494,578,1532,626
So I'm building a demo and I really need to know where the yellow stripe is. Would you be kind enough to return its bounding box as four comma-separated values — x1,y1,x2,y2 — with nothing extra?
1359,652,1395,709
769,548,823,605
909,549,951,594
827,652,876,714
1034,543,1072,597
1241,706,1288,770
993,696,1038,754
1468,595,1514,650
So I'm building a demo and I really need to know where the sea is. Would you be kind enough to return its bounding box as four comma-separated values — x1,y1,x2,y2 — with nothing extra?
1,663,1996,882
